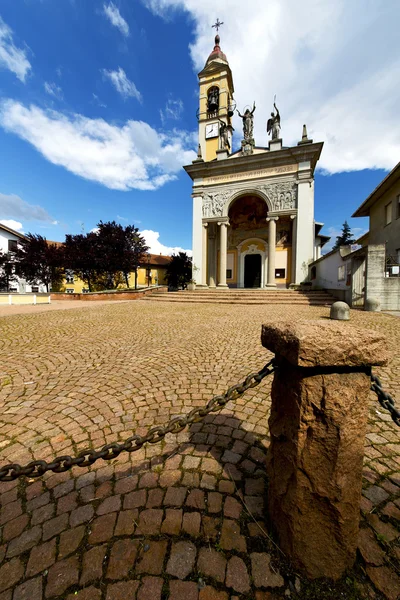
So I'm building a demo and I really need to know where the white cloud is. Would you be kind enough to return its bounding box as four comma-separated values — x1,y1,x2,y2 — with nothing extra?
160,97,184,124
0,16,31,82
141,229,192,256
44,81,63,101
0,191,53,221
145,0,400,174
0,100,196,191
92,93,107,108
102,67,142,102
0,219,24,232
103,2,129,37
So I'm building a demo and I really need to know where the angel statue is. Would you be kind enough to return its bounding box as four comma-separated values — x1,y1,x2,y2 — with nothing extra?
267,99,281,140
218,119,230,150
237,102,256,142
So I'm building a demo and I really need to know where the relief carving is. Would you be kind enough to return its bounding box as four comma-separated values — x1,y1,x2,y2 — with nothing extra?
202,190,232,218
258,181,297,211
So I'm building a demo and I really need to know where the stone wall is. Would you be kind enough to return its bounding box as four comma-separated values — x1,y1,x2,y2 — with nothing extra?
365,245,400,310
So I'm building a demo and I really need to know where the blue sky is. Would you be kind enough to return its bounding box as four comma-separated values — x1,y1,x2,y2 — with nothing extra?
0,0,399,254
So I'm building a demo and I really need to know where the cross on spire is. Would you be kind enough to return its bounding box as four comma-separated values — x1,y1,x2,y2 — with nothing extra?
212,18,224,33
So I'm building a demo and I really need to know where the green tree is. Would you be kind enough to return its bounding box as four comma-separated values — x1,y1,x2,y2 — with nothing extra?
64,232,101,292
0,251,16,291
166,252,192,290
332,221,356,251
15,234,64,292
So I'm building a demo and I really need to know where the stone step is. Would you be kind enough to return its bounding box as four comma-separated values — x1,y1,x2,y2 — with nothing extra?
143,296,334,305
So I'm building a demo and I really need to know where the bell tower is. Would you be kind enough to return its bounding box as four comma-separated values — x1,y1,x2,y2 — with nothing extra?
197,25,235,162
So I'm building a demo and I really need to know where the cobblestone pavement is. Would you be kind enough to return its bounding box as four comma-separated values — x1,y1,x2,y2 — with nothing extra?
0,301,399,600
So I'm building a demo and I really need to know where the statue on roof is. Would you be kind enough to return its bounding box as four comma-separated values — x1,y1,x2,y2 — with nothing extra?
237,102,256,143
267,98,281,140
218,119,230,150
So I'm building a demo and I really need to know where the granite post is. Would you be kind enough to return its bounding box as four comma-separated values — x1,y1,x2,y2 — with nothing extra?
261,320,388,580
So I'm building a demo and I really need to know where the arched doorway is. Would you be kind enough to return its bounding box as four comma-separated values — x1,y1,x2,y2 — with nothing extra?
244,254,261,288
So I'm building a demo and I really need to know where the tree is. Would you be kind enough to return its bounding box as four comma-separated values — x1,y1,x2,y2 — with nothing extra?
166,252,192,290
0,251,16,291
125,226,149,289
15,234,64,292
332,221,356,251
64,232,101,292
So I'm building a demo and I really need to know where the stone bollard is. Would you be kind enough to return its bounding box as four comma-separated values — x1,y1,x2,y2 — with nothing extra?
261,320,388,580
365,297,381,312
330,300,350,320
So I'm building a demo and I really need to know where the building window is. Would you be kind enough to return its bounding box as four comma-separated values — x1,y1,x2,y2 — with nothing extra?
275,268,285,279
66,288,74,294
82,288,89,293
396,195,400,219
8,239,17,252
338,265,345,281
31,286,39,293
65,270,74,283
385,202,392,225
226,269,232,279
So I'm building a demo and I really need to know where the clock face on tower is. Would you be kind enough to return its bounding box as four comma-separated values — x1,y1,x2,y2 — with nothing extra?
205,122,219,139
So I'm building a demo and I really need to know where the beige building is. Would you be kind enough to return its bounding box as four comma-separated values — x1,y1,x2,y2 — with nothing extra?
352,160,400,266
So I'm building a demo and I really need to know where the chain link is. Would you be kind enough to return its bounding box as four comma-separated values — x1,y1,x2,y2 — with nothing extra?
371,373,400,427
0,360,275,482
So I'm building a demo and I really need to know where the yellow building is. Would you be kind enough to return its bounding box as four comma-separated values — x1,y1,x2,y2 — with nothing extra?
59,253,171,294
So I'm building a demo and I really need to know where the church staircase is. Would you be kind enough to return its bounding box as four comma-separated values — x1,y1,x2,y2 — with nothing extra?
143,289,336,306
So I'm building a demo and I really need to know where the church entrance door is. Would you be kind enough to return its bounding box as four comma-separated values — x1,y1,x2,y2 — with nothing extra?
244,254,262,288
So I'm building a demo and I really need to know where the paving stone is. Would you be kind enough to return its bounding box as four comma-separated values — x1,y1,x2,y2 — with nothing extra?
43,513,69,541
198,587,228,600
245,477,265,496
0,558,24,593
169,580,199,600
197,547,227,583
226,556,250,594
183,456,201,470
146,488,164,507
58,525,85,558
164,487,187,507
363,486,390,505
366,565,400,600
123,489,147,509
137,577,163,600
97,495,121,515
6,525,42,558
182,511,201,536
182,472,200,487
382,502,400,520
114,509,138,536
223,497,242,519
26,539,57,577
95,481,113,499
0,501,22,526
107,539,139,580
250,552,284,588
88,513,116,544
114,475,138,495
161,508,182,534
53,480,74,499
76,472,96,490
80,545,107,585
46,556,79,597
66,587,101,600
57,491,78,515
136,540,167,575
358,528,385,565
186,489,205,510
366,513,399,542
138,472,158,488
208,492,222,514
221,450,241,464
135,509,163,535
220,519,246,552
202,516,219,541
200,474,216,490
13,577,43,600
166,541,197,579
243,495,264,517
218,480,235,494
159,470,182,487
105,581,140,600
70,504,95,527
2,514,29,541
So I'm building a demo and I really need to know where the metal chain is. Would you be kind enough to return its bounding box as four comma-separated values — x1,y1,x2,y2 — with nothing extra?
371,373,400,427
0,360,276,482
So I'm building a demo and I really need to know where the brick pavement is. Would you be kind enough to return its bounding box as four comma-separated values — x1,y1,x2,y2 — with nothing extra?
0,301,399,599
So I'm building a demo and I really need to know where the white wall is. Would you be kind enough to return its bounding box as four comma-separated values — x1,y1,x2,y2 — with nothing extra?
309,249,351,302
295,166,314,283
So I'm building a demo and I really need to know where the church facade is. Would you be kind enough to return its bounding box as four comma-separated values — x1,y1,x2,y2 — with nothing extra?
184,32,328,288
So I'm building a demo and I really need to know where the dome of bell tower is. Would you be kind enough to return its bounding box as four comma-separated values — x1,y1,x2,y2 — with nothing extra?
205,34,228,66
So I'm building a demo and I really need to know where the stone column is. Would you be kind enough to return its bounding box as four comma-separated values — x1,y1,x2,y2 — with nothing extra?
201,223,208,287
217,221,229,288
290,215,297,286
208,224,217,288
266,217,278,288
261,320,388,580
